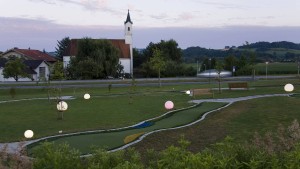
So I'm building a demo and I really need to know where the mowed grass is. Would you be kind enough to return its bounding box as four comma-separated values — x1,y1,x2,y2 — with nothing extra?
28,102,225,154
254,62,298,74
0,91,191,142
131,94,300,154
225,96,300,141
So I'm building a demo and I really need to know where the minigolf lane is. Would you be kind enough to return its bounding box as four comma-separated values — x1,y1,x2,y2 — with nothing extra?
27,102,226,155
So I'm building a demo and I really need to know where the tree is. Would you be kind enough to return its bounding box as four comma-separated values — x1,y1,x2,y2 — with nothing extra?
55,37,70,60
215,61,224,94
68,38,120,79
150,49,166,87
3,58,29,81
143,39,182,63
51,61,65,80
115,61,124,78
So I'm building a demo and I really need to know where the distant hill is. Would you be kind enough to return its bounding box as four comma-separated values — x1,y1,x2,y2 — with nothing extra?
183,41,300,63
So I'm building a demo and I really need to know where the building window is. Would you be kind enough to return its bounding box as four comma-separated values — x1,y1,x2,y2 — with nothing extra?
128,27,130,31
39,67,46,79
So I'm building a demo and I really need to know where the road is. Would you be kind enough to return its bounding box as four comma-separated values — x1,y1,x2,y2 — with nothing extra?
0,75,296,89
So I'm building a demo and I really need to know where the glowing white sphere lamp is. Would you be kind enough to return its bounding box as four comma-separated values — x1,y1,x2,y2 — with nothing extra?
84,93,91,100
165,101,174,110
24,130,34,139
284,83,294,92
57,101,68,111
186,90,191,95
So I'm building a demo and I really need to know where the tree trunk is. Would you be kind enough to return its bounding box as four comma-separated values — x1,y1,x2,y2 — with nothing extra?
158,68,161,87
218,74,221,94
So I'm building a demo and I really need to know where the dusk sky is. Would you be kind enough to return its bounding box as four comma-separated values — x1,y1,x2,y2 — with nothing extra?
1,0,300,52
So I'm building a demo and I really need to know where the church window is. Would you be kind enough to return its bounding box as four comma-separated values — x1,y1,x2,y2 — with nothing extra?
128,27,130,31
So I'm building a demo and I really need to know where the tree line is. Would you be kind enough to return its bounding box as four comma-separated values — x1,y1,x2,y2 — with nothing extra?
183,41,300,64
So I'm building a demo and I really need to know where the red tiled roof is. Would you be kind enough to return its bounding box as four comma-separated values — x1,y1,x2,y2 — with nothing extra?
65,39,130,59
14,49,56,62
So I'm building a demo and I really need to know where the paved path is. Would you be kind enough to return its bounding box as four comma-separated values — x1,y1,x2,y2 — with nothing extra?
190,94,291,104
0,93,292,155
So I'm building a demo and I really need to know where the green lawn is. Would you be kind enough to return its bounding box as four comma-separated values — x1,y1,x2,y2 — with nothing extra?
254,62,298,75
28,102,226,155
0,90,193,142
224,96,300,142
1,78,300,156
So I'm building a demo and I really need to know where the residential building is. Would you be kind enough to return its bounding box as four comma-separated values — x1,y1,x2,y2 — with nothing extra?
2,48,56,63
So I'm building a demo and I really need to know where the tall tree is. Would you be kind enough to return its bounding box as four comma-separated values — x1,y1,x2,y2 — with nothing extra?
55,37,70,60
68,38,119,79
150,49,166,87
143,39,182,63
224,55,238,71
51,61,65,80
3,58,29,81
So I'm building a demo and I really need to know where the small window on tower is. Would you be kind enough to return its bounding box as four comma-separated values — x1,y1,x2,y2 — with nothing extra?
128,27,130,31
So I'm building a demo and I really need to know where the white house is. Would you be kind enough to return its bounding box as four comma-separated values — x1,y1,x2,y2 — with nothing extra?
63,10,133,76
1,47,56,82
0,59,50,82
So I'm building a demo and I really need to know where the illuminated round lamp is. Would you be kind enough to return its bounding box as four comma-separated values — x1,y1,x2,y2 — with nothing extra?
84,93,91,100
186,90,191,95
57,101,68,111
284,83,294,92
24,130,34,139
164,101,174,110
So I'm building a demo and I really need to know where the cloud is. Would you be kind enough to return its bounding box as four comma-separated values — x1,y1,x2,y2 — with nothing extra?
29,0,122,16
150,13,169,20
177,12,196,21
193,0,248,10
0,17,122,51
1,17,299,52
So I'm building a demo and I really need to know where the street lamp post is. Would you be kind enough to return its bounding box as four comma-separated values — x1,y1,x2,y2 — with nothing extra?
209,58,211,83
265,62,269,80
197,60,199,75
297,57,299,77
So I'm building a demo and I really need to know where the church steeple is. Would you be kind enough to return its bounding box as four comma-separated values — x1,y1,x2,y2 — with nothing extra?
124,10,133,77
124,10,133,24
124,9,133,43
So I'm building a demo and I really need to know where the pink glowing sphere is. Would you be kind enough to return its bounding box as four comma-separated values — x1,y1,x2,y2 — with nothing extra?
164,101,174,110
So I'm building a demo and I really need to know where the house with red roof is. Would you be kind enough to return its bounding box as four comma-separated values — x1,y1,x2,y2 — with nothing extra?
0,48,54,82
1,48,56,63
63,10,133,77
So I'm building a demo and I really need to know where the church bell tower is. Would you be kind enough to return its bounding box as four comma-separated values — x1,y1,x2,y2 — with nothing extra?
124,10,133,77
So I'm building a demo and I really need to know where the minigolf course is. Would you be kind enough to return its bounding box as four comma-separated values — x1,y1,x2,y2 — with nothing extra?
26,102,227,155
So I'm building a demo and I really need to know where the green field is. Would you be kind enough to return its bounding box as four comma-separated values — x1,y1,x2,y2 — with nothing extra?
254,62,299,75
1,78,300,155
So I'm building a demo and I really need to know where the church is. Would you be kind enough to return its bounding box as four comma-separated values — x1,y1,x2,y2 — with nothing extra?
63,10,133,77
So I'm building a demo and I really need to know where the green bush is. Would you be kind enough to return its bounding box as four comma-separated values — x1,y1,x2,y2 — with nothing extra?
32,142,83,169
3,120,300,168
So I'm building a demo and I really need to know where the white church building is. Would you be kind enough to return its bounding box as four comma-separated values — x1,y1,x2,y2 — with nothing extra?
63,10,133,76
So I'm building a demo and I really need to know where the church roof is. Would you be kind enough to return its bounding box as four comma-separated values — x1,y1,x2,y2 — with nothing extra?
65,39,130,59
124,10,133,24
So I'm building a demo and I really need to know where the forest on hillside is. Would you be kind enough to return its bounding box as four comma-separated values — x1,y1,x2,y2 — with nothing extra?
183,41,300,63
